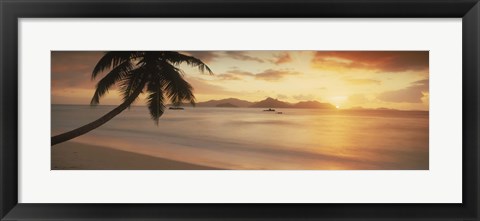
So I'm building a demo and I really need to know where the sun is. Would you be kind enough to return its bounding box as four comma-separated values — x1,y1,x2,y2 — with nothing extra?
335,105,340,109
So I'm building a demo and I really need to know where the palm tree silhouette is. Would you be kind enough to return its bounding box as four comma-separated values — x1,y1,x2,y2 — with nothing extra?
51,51,212,146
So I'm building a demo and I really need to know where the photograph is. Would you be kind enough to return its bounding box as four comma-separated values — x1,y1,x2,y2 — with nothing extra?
51,51,429,170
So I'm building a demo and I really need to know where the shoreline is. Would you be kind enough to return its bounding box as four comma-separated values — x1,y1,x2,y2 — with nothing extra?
51,141,221,170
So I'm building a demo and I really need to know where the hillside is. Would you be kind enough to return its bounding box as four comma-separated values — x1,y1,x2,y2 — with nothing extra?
250,97,292,108
216,103,238,108
196,98,252,107
196,97,337,109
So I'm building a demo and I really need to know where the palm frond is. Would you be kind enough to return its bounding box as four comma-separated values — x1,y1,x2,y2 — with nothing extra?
163,51,213,75
92,51,143,79
158,61,196,106
118,67,147,106
146,80,166,125
90,60,133,105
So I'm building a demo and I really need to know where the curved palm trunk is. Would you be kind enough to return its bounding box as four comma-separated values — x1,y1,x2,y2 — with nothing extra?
51,83,144,146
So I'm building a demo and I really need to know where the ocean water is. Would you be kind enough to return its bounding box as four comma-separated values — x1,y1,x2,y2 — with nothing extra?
51,105,429,170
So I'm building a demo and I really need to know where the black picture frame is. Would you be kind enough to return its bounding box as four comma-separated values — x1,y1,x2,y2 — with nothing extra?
1,0,479,220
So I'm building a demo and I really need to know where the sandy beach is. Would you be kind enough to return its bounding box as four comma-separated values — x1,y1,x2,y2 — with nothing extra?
51,106,429,170
51,142,220,170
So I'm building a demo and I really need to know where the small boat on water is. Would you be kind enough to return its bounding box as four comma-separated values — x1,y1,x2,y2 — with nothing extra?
169,107,184,110
277,112,283,114
263,108,275,112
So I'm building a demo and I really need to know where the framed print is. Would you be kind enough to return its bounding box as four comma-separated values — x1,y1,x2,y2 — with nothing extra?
1,0,479,220
50,50,430,171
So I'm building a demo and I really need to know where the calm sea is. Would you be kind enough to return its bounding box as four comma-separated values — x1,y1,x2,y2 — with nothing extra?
51,105,429,170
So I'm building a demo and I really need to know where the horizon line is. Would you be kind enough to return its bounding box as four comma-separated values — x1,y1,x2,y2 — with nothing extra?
51,103,429,112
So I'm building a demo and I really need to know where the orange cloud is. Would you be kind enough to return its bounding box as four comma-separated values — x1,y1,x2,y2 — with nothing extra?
271,52,292,65
224,51,264,63
227,69,255,77
312,51,429,73
217,74,242,81
216,69,254,81
217,69,298,81
255,69,300,81
184,51,265,63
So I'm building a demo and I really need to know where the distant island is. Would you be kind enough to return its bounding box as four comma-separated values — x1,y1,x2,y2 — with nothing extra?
215,103,238,108
196,98,252,108
196,97,336,109
250,97,292,108
160,97,428,112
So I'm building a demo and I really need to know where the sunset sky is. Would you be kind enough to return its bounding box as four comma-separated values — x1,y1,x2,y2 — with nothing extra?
51,51,429,110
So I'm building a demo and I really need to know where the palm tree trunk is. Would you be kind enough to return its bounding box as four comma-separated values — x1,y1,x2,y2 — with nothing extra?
51,83,144,146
